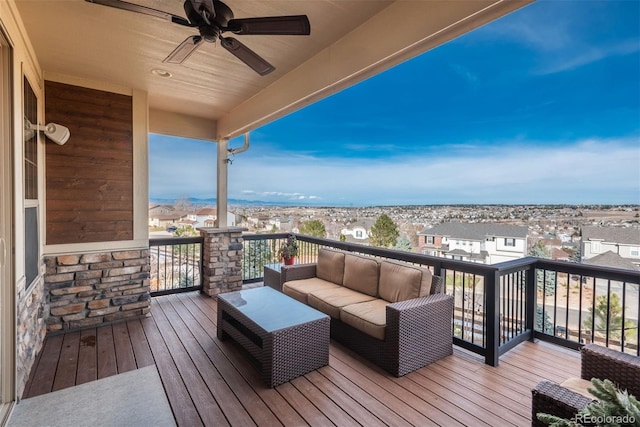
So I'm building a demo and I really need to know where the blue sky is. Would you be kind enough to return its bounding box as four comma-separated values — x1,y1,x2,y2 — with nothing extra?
149,0,640,206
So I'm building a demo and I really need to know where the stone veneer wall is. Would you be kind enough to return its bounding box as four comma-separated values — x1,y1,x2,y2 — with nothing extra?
200,227,244,297
16,275,47,399
43,249,150,332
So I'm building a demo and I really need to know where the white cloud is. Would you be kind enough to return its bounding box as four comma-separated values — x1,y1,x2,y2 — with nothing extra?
228,137,640,205
238,190,321,201
480,7,573,52
536,39,640,75
450,64,479,84
477,4,640,75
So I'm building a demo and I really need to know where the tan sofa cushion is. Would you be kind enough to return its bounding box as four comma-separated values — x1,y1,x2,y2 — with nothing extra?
283,278,340,304
342,253,380,297
308,287,376,319
316,248,345,285
560,378,597,400
378,260,433,303
340,299,388,340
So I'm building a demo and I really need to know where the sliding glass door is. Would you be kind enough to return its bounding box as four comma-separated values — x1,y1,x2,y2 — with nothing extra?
0,28,15,418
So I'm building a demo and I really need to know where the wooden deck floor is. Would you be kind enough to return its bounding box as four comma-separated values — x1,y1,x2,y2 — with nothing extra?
24,290,581,426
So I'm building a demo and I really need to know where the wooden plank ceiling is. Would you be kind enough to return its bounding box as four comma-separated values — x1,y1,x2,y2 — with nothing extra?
15,0,532,140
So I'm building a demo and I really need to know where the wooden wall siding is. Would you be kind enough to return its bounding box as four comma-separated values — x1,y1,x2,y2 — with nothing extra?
45,81,133,244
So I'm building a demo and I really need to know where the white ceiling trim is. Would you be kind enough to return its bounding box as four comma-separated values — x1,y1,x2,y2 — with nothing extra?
149,108,217,141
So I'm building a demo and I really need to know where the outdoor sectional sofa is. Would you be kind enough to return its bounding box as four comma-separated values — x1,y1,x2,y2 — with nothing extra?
281,248,454,377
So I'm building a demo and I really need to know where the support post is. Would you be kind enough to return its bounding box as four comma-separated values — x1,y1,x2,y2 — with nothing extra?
199,227,244,297
484,270,501,366
216,138,228,228
526,264,536,341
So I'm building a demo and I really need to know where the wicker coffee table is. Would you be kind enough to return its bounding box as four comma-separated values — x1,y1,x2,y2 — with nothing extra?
217,286,330,387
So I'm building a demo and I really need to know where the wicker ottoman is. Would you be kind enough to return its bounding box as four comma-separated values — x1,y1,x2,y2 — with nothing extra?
217,286,330,387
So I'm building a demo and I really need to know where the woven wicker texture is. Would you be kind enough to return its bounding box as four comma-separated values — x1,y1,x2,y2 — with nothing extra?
281,263,316,282
330,282,453,377
266,319,330,387
430,275,444,295
263,264,284,291
217,292,330,388
581,343,640,398
531,344,640,425
531,380,594,427
283,256,454,377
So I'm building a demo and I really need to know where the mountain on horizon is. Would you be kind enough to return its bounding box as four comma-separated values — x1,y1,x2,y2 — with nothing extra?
149,197,310,207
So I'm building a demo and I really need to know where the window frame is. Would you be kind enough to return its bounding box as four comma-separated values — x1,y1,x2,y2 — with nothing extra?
23,75,40,290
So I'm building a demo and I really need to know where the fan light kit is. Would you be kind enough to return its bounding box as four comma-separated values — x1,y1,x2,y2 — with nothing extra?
151,69,172,78
86,0,311,76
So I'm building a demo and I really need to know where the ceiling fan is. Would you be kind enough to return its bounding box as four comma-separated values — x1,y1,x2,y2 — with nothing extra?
85,0,311,76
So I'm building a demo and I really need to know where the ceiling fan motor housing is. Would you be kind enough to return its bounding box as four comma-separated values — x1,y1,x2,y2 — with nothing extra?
85,0,310,76
184,0,234,42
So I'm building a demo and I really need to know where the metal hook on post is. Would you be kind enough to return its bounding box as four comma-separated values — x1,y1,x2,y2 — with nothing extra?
217,132,250,228
228,132,250,156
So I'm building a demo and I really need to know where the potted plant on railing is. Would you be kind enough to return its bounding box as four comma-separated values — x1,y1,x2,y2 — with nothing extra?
278,234,298,265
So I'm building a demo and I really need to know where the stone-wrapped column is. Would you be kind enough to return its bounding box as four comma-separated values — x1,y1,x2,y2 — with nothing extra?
43,249,150,332
199,227,244,297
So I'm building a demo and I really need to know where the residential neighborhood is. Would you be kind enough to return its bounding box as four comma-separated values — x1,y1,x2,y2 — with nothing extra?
582,225,640,270
148,204,236,234
150,202,640,269
417,223,529,264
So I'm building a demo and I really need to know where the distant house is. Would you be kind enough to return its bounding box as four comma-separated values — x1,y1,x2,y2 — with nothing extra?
341,220,374,244
529,237,572,260
268,216,294,232
581,226,640,268
148,204,174,217
191,208,222,228
551,248,571,262
148,211,190,229
584,250,640,271
148,205,176,227
418,222,528,264
149,206,236,229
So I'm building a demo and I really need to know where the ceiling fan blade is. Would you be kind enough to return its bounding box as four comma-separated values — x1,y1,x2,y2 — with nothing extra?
220,37,275,76
163,36,204,64
225,15,310,36
85,0,194,27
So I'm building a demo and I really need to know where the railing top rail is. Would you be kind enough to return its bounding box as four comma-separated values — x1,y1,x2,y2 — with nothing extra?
534,258,640,283
150,236,204,246
241,232,640,281
243,233,290,241
292,233,499,274
491,257,537,275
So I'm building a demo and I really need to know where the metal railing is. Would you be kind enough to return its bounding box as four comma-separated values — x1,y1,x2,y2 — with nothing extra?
241,233,640,366
149,236,203,296
242,233,326,282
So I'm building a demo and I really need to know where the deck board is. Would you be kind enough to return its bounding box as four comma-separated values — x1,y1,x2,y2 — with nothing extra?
152,297,231,427
126,319,155,368
172,293,283,426
157,295,257,427
96,325,117,379
141,313,204,427
25,334,63,397
51,331,80,392
23,290,582,426
76,328,97,385
112,321,136,373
